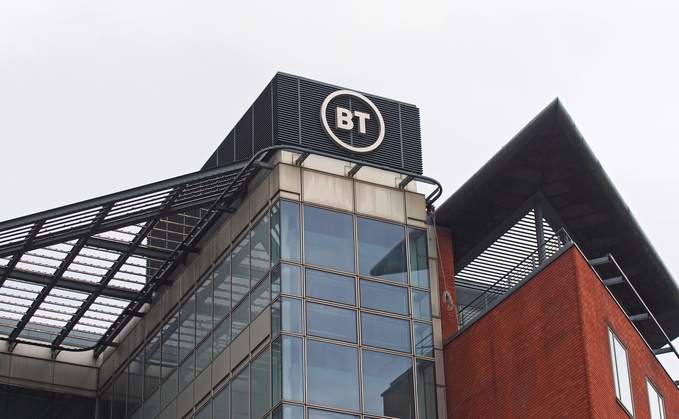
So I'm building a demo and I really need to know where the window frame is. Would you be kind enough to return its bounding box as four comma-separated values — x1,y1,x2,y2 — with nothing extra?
608,327,634,416
646,378,665,419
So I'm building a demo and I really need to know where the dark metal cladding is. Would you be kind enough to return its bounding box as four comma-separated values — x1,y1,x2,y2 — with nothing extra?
203,72,423,174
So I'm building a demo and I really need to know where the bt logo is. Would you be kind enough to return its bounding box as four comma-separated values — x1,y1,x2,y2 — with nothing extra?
320,90,385,153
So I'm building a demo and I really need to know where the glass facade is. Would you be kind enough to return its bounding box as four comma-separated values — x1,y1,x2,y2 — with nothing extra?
99,199,436,419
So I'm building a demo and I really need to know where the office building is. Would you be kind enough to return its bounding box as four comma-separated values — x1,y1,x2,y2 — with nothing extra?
0,73,676,418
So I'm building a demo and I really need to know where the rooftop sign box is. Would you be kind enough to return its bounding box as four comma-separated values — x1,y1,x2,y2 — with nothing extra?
202,72,423,174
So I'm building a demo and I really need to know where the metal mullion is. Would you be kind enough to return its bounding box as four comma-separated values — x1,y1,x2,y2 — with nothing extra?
8,203,117,344
39,213,100,236
57,201,178,350
0,220,45,298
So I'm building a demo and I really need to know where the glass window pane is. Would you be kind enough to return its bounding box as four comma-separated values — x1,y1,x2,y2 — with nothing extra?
308,409,358,419
196,335,212,375
279,201,301,263
412,289,432,320
232,237,250,307
272,263,302,297
307,302,357,343
232,296,250,339
161,312,179,379
161,369,178,412
251,276,271,320
251,347,271,419
271,202,281,265
272,404,303,419
272,335,304,404
362,350,414,418
414,322,434,357
609,330,634,414
214,256,231,324
113,367,128,419
196,401,212,419
179,352,195,392
361,313,411,353
144,329,162,397
213,384,230,419
99,385,112,419
231,366,249,419
416,360,437,419
251,215,270,285
409,228,429,288
306,340,359,411
304,206,354,273
144,388,160,419
179,294,196,361
357,218,406,283
306,269,355,305
197,276,213,340
213,316,231,358
647,380,665,419
360,279,408,315
128,350,143,414
272,297,302,336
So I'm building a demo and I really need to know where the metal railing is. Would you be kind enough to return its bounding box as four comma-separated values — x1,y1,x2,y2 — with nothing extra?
456,228,572,327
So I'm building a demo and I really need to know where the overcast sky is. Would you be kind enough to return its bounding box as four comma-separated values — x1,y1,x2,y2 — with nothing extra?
2,2,678,318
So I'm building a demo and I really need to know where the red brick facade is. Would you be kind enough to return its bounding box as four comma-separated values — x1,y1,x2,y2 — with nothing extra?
436,228,458,343
443,245,679,418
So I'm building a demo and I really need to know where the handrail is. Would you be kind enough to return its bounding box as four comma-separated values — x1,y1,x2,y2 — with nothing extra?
457,229,572,327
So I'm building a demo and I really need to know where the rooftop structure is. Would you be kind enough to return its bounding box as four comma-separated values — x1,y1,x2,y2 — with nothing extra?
0,73,676,418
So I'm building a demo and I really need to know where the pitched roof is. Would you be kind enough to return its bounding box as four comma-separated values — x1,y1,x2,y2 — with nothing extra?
435,99,679,348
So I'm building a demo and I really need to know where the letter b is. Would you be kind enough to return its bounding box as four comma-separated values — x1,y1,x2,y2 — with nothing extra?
336,107,354,131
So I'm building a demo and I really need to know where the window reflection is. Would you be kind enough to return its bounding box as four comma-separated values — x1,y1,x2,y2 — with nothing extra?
231,366,249,419
412,289,431,320
306,302,357,343
306,340,360,411
232,237,250,307
357,218,407,283
360,279,409,315
251,347,271,419
414,322,434,357
214,256,231,324
251,215,270,285
306,269,355,306
361,312,411,353
416,360,437,419
409,228,429,288
272,263,302,297
272,335,304,404
304,206,355,273
362,350,414,418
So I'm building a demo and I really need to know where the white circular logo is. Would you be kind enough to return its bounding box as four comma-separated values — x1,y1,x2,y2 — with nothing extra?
320,89,385,153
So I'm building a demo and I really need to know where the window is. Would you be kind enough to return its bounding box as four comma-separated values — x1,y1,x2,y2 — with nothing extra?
647,379,665,419
609,329,634,415
303,206,355,273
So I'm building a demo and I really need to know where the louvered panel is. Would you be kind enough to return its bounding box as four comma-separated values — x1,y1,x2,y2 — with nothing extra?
254,81,274,151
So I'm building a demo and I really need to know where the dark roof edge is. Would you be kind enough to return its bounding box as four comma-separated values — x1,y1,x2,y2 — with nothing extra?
553,103,679,302
435,98,560,216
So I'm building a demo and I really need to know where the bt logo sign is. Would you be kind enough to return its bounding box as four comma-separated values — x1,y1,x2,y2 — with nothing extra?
320,90,385,153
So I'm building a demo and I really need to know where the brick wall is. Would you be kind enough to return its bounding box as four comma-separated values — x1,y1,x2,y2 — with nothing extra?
436,228,458,343
443,246,679,418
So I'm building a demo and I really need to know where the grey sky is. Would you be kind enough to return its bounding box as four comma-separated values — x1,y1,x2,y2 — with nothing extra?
1,1,677,284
